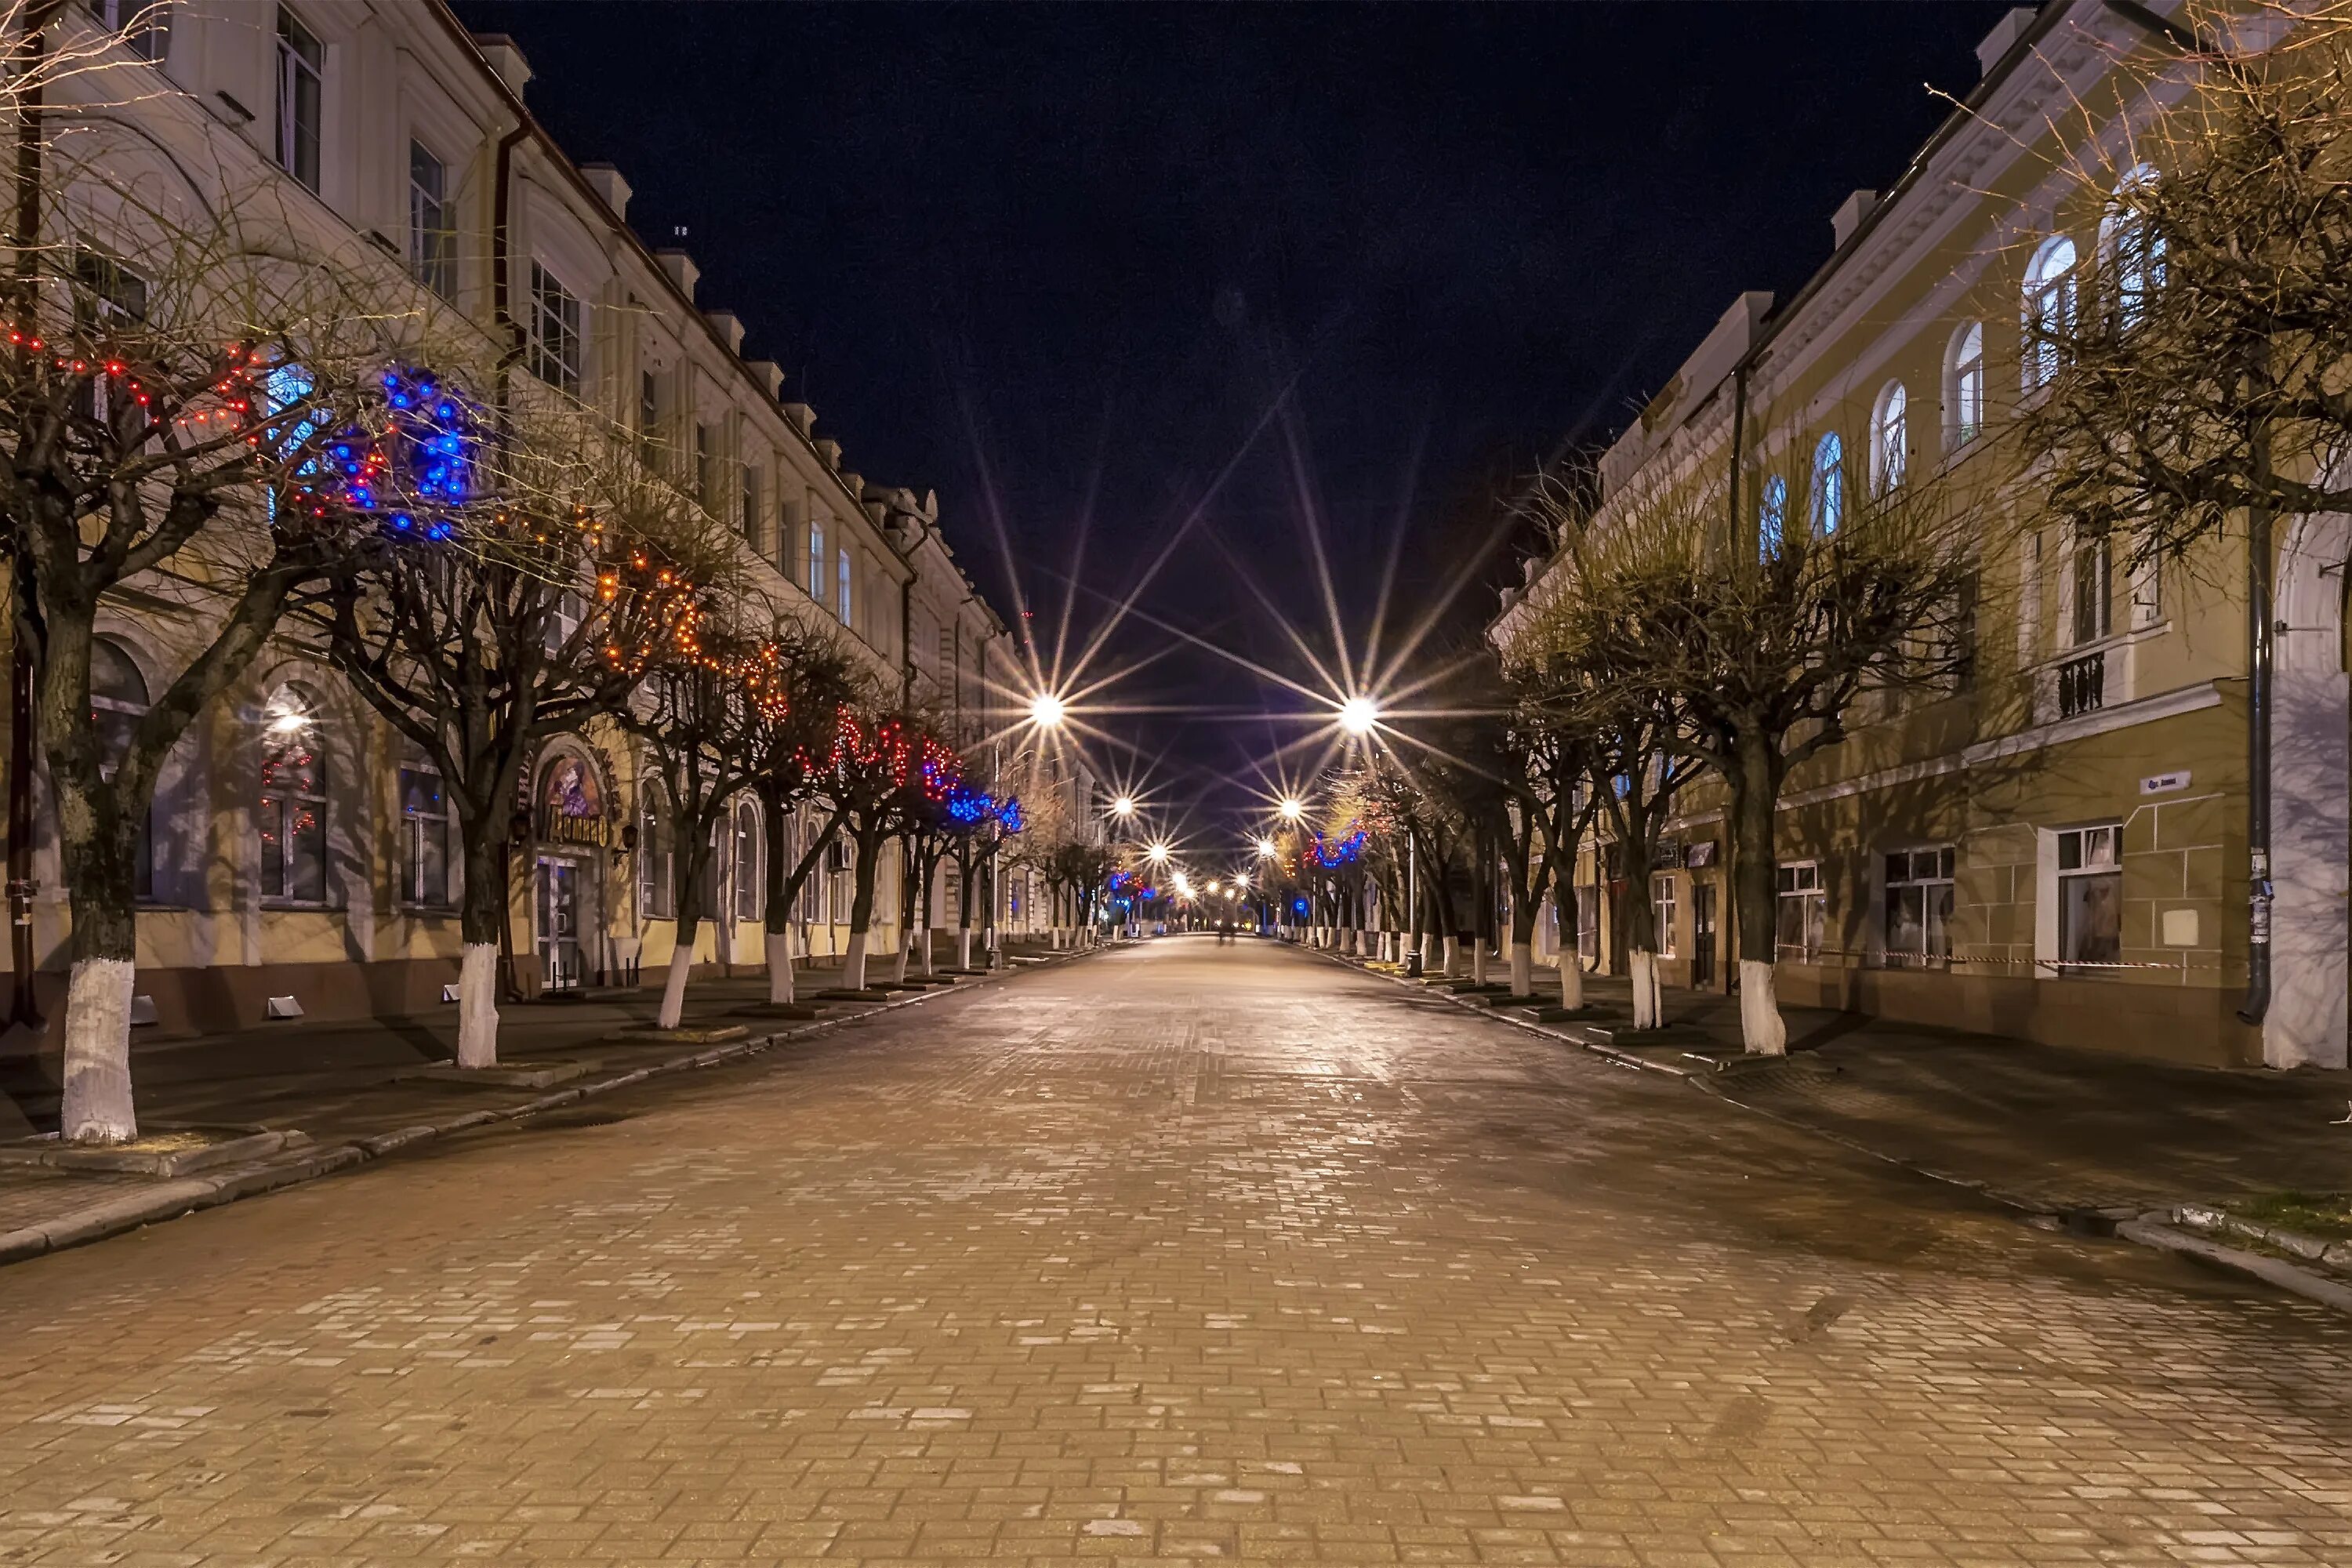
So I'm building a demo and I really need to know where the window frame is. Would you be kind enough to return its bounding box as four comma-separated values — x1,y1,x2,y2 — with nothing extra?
639,783,675,920
273,5,322,194
2054,824,2123,971
1809,432,1844,537
837,546,852,626
2022,235,2079,391
1947,320,1986,450
1650,872,1677,960
1775,860,1826,964
527,260,583,396
407,139,456,302
85,0,169,62
1882,845,1955,968
731,799,760,924
397,764,452,908
257,684,328,906
1871,381,1907,495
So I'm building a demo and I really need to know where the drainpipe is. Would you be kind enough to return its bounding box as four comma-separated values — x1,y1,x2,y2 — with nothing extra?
487,116,530,1002
2240,470,2274,1027
895,514,936,709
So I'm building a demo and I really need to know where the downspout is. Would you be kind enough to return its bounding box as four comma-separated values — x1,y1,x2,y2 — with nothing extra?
1721,358,1748,995
895,515,936,709
487,116,530,1002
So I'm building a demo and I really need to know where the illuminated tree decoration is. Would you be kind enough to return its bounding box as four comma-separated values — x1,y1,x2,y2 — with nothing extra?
1308,824,1369,867
308,365,481,540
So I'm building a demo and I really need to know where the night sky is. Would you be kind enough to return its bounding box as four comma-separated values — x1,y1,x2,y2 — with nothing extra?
457,1,2017,849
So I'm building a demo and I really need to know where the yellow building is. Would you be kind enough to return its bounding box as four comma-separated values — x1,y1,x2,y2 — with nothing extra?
9,2,1045,1035
1495,1,2346,1070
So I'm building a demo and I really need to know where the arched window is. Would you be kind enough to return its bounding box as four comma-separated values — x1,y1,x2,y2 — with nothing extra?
639,782,674,920
1947,321,1986,449
1809,432,1844,537
731,797,760,922
92,637,153,900
2023,235,2078,390
2101,165,2165,331
1871,382,1908,494
258,682,326,903
1758,474,1788,561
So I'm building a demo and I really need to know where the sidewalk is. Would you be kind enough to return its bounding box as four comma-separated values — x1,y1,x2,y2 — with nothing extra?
0,938,1083,1264
1341,952,2352,1219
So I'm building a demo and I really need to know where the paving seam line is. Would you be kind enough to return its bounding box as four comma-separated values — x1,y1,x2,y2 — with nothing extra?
1305,946,2352,1319
0,946,1105,1269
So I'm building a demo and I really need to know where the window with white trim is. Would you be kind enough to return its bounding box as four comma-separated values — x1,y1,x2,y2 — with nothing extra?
732,799,760,923
1947,320,1985,450
2103,165,2165,332
2055,825,2122,969
259,684,327,903
1809,432,1844,536
408,140,455,301
1776,861,1824,962
2023,236,2078,390
808,515,826,599
92,637,154,901
398,765,450,906
85,0,168,62
274,7,321,192
837,546,852,626
1883,846,1953,967
1651,873,1677,960
639,784,674,920
528,262,582,395
1757,473,1786,561
1871,381,1907,494
2069,530,2112,645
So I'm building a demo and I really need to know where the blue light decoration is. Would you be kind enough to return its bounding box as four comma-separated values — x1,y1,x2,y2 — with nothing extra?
996,795,1025,836
1140,886,1157,902
1308,824,1369,866
1292,897,1311,917
945,786,993,826
310,365,481,542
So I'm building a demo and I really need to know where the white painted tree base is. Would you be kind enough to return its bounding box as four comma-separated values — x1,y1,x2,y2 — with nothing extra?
1509,942,1533,997
767,927,796,1004
1558,953,1583,1011
456,942,501,1068
657,946,694,1029
956,929,973,970
1472,945,1490,986
1738,960,1788,1054
1629,949,1661,1029
60,956,137,1144
1442,937,1460,977
843,931,869,992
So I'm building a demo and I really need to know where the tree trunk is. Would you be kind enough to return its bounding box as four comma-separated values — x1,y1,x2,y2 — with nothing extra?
55,782,141,1143
844,832,880,989
1628,947,1661,1029
454,822,505,1069
1730,741,1789,1054
659,909,699,1030
766,925,795,1004
1509,943,1532,996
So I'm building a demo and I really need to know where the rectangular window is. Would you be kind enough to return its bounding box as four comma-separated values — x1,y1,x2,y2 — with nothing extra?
637,368,662,468
2056,825,2122,971
274,7,322,193
259,728,326,904
1576,884,1599,966
399,766,449,906
408,140,455,301
732,807,759,923
1882,847,1954,967
1651,873,1677,960
808,516,826,599
87,1,169,61
837,546,852,626
695,420,719,514
527,262,581,395
741,463,764,552
2071,532,2112,645
1775,861,1825,963
640,798,674,920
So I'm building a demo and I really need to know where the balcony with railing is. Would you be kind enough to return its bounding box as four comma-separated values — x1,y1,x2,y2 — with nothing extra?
2056,648,2106,718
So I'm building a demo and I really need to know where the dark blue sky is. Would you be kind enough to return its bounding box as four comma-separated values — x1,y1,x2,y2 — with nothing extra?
459,1,2016,838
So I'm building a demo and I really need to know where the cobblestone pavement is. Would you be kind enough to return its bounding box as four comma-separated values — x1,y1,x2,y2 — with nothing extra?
2,938,2349,1566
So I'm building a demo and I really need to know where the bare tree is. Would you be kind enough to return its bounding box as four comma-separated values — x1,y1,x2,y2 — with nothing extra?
822,710,955,991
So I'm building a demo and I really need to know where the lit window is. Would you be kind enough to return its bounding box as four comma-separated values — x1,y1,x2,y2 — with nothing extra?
1809,432,1844,537
1758,474,1787,561
259,684,327,903
274,7,321,193
527,262,582,395
1651,873,1677,960
1882,847,1953,967
1947,321,1985,449
837,546,851,626
1871,382,1907,494
808,516,826,599
2023,235,2078,390
398,766,449,906
2055,825,2122,970
408,140,455,301
1776,861,1824,962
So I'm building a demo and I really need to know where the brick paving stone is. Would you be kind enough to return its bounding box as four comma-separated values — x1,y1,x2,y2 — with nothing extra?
0,937,2348,1566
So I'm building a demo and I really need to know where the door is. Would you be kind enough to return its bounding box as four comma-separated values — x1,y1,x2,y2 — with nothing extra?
1690,882,1717,989
539,856,583,992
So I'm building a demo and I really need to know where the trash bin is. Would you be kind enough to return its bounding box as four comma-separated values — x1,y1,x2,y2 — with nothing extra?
1404,948,1424,978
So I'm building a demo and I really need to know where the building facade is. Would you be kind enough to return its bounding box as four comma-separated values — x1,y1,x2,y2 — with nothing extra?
10,0,1048,1036
1494,0,2348,1070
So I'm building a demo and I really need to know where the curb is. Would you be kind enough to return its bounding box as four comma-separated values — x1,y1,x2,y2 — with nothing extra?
0,946,1100,1269
1306,946,2352,1318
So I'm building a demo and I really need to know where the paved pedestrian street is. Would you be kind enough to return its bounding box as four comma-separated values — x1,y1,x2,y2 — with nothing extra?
2,940,2348,1566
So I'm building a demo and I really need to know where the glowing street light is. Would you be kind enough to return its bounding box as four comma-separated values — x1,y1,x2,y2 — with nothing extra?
1255,837,1278,858
1112,795,1136,818
1278,797,1304,822
1029,691,1067,729
1338,695,1381,736
1145,841,1171,866
1207,880,1221,894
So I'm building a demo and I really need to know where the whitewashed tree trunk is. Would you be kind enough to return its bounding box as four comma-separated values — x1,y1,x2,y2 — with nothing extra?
891,920,913,983
1629,948,1661,1029
1472,943,1489,985
60,956,137,1144
1739,960,1788,1054
657,945,694,1030
956,927,973,970
843,930,869,991
1508,942,1533,997
1558,949,1584,1011
456,942,501,1068
766,926,795,1004
1442,935,1460,976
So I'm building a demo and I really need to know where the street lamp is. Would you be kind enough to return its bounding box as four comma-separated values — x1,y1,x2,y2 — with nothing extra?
1255,836,1277,858
1112,795,1135,818
1278,797,1303,822
1145,840,1171,866
1338,695,1380,736
1029,691,1066,729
